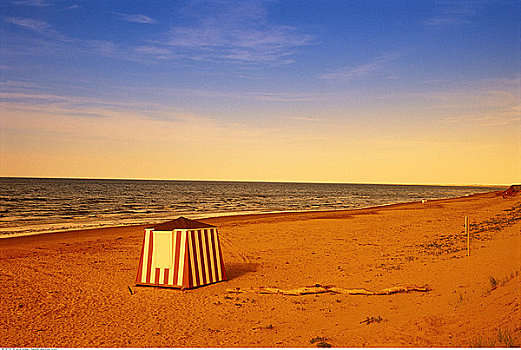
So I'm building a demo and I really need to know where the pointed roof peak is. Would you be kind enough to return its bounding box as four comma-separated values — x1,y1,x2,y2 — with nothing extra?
150,216,216,230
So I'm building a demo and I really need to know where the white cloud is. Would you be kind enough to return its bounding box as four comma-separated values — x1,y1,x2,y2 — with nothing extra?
152,0,315,65
244,92,314,102
444,113,521,127
151,87,317,103
424,17,470,26
115,13,157,24
5,1,313,66
321,62,381,81
285,116,322,122
321,53,399,81
4,17,122,59
61,4,81,11
4,17,51,32
4,17,73,42
133,46,175,60
85,40,116,54
12,0,51,6
424,0,485,26
414,77,521,127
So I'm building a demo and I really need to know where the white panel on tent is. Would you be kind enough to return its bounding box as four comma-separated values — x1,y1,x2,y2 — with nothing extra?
153,231,172,268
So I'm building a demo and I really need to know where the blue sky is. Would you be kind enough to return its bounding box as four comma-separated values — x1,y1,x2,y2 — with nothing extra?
1,0,520,184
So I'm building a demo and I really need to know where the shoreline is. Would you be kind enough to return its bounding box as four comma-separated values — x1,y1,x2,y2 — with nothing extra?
0,189,502,240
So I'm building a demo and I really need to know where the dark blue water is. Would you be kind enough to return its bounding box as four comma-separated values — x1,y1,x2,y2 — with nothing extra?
0,177,501,237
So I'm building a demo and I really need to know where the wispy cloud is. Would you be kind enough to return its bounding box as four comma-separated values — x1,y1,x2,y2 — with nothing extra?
417,77,521,127
424,17,470,26
0,90,268,146
164,24,312,64
115,13,157,24
0,91,106,107
4,17,73,42
244,92,314,102
424,0,485,26
321,62,381,81
155,87,317,103
285,116,322,122
133,46,176,60
12,0,51,6
457,99,521,127
61,4,81,11
321,53,399,81
4,17,51,32
0,80,41,90
0,90,163,112
141,0,315,65
12,0,80,11
84,40,116,54
5,1,313,66
3,17,121,58
444,112,521,127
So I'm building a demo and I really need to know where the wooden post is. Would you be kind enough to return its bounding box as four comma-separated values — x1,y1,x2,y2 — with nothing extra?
465,216,469,257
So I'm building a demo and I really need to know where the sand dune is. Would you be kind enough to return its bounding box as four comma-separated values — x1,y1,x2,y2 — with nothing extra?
1,191,519,347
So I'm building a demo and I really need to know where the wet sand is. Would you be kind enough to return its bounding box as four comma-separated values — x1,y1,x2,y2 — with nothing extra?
1,190,520,347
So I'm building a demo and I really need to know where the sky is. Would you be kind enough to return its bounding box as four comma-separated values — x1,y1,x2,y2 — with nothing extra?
0,0,520,185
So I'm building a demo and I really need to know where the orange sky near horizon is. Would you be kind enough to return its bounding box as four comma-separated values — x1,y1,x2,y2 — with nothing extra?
1,89,519,186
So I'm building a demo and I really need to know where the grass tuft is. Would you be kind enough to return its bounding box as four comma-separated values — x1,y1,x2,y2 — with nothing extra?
470,336,496,348
488,276,498,290
316,341,332,348
359,315,386,325
310,336,327,344
310,337,332,348
498,327,516,347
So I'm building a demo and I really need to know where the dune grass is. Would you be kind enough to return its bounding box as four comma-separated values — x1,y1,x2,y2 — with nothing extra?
470,327,518,348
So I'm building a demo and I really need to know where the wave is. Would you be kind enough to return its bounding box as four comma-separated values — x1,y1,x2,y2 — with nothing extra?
0,178,502,237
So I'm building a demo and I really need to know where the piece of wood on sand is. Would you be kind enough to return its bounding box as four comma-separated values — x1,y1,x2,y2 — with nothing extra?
225,284,431,296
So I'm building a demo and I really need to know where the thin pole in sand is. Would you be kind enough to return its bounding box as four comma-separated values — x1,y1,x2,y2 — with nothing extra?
465,216,470,257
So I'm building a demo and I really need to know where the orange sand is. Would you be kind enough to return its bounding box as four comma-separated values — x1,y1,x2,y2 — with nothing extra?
1,191,520,347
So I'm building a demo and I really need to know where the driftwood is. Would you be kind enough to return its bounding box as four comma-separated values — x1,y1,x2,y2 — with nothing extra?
225,284,431,296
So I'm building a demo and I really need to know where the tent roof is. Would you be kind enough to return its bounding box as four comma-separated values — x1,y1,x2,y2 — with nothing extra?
150,216,216,230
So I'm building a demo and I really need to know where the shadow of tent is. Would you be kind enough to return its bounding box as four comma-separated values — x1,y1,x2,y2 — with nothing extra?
225,262,259,281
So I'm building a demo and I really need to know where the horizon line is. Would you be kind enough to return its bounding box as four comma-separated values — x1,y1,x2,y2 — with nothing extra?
0,175,510,188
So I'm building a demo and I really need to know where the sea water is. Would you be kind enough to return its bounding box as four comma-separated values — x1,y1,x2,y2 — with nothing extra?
0,177,502,237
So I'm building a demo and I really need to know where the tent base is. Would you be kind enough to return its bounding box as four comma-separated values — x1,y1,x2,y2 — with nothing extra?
135,282,184,289
135,280,226,290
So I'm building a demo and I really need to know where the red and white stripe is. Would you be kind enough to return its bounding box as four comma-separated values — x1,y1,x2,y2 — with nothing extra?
136,228,226,289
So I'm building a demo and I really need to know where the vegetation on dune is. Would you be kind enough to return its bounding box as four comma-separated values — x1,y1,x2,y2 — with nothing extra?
470,327,519,348
418,202,521,256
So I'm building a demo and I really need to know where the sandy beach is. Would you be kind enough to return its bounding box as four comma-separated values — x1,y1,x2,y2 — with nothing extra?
1,189,519,347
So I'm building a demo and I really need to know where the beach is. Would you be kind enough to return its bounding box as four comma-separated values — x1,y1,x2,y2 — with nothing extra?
0,190,519,347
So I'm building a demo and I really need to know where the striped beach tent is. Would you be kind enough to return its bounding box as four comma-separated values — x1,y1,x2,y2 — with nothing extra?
135,217,226,289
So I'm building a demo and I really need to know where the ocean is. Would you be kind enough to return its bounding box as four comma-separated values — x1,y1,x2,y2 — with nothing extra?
0,177,502,237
